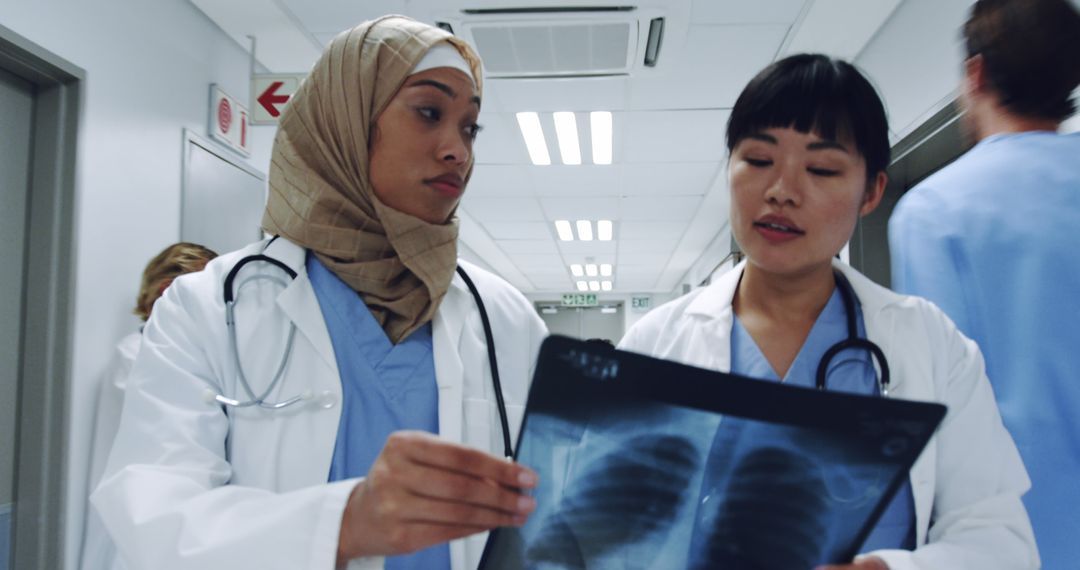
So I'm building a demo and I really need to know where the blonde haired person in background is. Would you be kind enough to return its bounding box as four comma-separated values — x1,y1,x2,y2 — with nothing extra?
81,242,217,570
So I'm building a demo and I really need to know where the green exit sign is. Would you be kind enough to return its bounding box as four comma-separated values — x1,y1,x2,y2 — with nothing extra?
562,293,598,307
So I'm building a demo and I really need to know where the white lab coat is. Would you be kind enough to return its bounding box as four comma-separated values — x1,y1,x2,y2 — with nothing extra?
618,260,1038,570
92,237,548,570
82,331,140,570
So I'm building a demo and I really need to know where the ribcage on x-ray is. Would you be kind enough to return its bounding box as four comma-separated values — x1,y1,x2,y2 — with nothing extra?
526,433,699,568
693,446,829,570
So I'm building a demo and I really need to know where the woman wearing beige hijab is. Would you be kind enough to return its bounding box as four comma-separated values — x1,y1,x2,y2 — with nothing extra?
93,16,547,570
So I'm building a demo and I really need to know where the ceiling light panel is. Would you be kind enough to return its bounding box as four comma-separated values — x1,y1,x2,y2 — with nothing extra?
600,264,613,277
597,220,613,241
516,112,551,165
576,281,588,291
570,264,584,277
601,281,613,291
590,111,613,165
585,264,598,277
575,220,593,241
589,281,601,292
553,111,582,165
554,220,575,241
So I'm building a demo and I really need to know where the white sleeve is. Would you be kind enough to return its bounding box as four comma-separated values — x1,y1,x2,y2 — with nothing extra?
90,283,380,570
869,312,1038,570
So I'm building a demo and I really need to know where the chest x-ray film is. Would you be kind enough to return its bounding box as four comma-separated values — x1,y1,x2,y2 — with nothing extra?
480,336,946,570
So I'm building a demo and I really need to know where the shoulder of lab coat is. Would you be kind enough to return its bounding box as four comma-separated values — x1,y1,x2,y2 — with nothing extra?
619,260,1038,570
92,238,547,570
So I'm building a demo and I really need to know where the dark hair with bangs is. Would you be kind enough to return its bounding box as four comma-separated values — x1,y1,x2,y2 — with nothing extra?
726,54,891,185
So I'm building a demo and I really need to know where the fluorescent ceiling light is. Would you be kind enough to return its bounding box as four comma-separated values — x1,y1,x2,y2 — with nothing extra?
541,307,557,314
589,280,600,292
597,220,613,241
600,264,612,277
600,306,616,313
601,280,613,291
576,280,588,292
553,111,582,165
585,264,598,277
570,264,584,277
576,220,593,241
516,112,551,166
555,220,574,241
590,111,612,165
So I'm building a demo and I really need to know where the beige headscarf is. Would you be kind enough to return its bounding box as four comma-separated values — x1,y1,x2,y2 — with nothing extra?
262,15,484,344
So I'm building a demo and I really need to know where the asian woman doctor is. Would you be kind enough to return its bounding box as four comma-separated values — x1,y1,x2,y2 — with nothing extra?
619,54,1038,570
93,16,546,570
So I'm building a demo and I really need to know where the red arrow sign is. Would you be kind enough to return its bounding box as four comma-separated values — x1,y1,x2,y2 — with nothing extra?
257,81,290,118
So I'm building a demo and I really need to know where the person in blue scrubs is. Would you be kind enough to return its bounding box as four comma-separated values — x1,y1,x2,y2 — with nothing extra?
889,2,1080,567
620,54,1037,569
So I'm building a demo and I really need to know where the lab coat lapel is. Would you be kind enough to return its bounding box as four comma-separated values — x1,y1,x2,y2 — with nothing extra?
686,261,745,372
268,241,338,372
834,262,907,394
433,281,467,446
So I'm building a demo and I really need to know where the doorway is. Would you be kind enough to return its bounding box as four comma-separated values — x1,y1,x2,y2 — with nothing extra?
536,302,625,345
0,23,82,570
180,130,267,254
0,64,34,570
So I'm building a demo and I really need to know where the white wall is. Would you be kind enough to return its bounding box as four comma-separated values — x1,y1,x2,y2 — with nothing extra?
0,2,276,567
856,0,974,142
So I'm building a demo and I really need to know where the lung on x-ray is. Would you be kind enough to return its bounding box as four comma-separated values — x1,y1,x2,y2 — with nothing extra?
479,335,945,570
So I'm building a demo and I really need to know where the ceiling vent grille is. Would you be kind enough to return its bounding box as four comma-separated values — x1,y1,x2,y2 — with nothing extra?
469,21,635,77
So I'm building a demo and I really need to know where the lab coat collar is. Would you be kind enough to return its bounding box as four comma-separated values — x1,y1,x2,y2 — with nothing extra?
686,259,907,317
685,258,908,392
264,238,339,372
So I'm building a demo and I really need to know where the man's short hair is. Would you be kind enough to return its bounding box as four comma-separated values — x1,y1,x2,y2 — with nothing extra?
964,0,1080,122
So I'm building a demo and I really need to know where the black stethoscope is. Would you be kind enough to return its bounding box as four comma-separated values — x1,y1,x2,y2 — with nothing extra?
205,240,514,458
815,272,891,396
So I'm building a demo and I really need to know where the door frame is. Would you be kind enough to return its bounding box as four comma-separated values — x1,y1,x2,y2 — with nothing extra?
0,23,82,570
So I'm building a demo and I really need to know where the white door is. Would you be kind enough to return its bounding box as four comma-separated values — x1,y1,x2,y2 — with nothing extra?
537,303,625,344
0,65,35,570
181,133,267,254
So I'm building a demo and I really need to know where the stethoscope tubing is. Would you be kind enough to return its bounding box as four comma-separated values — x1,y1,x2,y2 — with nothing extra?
209,240,513,457
814,272,891,397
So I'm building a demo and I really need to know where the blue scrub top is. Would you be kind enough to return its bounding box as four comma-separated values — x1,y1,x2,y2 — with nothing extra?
891,131,1080,568
307,254,449,570
729,286,916,553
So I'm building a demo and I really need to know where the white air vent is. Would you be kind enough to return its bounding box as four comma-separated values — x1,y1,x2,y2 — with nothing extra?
468,20,636,77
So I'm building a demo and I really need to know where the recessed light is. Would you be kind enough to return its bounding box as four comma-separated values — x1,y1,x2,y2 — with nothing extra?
585,264,598,277
601,280,613,291
597,220,613,241
576,280,588,291
600,263,612,277
590,111,612,165
553,111,582,165
516,112,551,166
570,264,584,277
554,220,574,241
576,220,593,241
589,281,600,291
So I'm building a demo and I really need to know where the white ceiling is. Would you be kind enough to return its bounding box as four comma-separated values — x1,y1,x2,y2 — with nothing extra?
188,0,903,294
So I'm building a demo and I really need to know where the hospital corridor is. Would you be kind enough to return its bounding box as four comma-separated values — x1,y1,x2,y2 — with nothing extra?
1,0,1079,568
